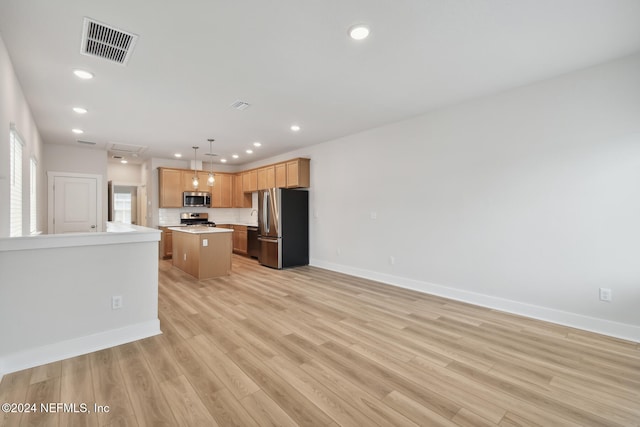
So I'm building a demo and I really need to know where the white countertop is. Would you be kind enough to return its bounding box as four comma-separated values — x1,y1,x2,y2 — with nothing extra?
0,222,161,252
168,226,234,234
160,222,257,228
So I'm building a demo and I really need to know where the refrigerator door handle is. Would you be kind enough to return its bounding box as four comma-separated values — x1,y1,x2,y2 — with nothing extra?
258,237,278,243
263,191,270,234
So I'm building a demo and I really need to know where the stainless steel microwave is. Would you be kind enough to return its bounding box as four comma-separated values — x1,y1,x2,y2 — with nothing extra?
183,191,211,207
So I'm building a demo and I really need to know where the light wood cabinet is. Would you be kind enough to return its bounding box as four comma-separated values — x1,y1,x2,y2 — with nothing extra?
242,170,258,193
158,158,308,208
172,229,232,279
233,174,252,208
232,225,248,255
182,170,212,192
275,163,287,188
286,158,310,188
211,173,233,208
159,226,174,259
257,166,275,190
158,168,183,208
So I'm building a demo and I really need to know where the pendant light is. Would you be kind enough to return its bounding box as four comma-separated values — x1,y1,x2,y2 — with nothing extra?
207,139,215,186
191,146,199,188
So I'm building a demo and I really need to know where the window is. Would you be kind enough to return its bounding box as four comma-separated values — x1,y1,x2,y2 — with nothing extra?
113,192,132,224
9,128,23,237
30,157,38,234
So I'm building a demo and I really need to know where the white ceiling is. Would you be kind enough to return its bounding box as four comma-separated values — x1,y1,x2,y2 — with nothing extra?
1,0,639,165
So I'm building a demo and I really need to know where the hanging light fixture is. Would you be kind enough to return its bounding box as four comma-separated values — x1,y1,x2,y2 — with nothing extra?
191,146,199,188
207,139,215,186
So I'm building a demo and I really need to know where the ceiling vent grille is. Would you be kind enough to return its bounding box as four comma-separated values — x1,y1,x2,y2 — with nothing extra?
80,18,138,65
230,100,251,111
108,142,147,155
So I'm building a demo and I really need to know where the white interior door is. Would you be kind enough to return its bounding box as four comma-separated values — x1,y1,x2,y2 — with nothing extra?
53,176,98,233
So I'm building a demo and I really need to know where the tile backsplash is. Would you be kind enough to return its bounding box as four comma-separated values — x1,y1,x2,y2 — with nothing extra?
159,194,258,226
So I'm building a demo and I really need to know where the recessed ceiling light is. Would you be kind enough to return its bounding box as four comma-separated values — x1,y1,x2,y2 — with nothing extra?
232,154,239,159
72,128,84,134
348,24,370,40
290,124,301,132
253,142,262,147
73,107,88,114
220,159,227,163
73,69,94,79
120,159,128,164
246,149,253,154
174,153,182,158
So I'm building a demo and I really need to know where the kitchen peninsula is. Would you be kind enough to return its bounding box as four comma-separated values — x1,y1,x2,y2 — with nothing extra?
0,223,161,377
169,226,233,279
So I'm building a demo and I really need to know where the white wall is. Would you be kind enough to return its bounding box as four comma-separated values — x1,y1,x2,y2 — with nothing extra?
0,35,46,237
245,53,640,341
108,162,144,185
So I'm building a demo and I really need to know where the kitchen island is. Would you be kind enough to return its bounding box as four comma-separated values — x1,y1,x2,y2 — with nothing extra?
169,226,233,279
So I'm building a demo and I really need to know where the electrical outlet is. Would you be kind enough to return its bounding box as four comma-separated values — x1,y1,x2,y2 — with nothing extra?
202,239,208,247
370,211,377,220
112,295,123,310
599,288,612,302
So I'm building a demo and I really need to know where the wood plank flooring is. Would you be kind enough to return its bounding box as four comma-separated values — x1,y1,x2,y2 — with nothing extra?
1,255,639,426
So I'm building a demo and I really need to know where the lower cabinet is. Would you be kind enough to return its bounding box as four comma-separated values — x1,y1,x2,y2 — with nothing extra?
232,225,248,255
159,226,173,259
217,224,248,255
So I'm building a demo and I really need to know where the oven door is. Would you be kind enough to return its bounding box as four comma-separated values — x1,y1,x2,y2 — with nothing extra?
258,236,281,269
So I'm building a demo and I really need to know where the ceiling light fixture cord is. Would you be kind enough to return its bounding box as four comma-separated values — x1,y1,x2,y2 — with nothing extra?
192,146,199,188
207,139,215,186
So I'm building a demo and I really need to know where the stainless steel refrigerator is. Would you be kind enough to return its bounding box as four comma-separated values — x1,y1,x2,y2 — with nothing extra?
258,188,309,269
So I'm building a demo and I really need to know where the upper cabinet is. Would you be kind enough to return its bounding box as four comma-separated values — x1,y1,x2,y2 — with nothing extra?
285,158,310,188
245,158,310,192
242,169,258,193
182,170,211,192
211,173,233,208
275,163,287,188
158,157,310,207
233,174,251,208
257,165,275,190
158,168,183,208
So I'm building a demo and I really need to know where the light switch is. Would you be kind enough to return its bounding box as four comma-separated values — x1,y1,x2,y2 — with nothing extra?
203,239,208,247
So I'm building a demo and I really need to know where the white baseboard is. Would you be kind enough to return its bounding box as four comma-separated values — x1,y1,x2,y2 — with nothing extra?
0,319,161,380
310,259,640,343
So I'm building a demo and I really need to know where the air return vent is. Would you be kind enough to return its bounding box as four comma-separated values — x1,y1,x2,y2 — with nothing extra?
80,18,138,65
108,142,147,155
230,100,251,111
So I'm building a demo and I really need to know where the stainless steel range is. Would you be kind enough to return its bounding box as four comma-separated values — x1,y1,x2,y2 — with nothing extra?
180,212,216,227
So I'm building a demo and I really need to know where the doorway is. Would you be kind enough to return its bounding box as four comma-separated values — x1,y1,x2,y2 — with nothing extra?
108,183,146,225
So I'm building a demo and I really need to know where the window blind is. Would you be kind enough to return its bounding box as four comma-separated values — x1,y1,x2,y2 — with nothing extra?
9,129,24,237
30,157,37,234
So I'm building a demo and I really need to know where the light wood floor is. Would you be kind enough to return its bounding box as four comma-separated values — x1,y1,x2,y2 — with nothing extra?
1,255,639,426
